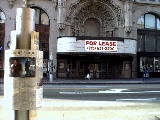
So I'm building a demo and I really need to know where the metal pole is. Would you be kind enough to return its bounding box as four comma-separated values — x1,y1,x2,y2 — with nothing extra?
15,110,29,120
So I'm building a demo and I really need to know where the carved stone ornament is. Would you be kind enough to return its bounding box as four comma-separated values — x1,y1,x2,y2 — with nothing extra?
125,26,132,34
57,0,66,30
124,0,133,33
67,0,124,36
7,0,16,9
52,0,57,9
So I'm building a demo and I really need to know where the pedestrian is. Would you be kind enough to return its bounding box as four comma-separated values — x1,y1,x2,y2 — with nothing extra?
85,67,90,80
145,66,150,80
143,65,146,81
65,65,70,80
143,65,150,81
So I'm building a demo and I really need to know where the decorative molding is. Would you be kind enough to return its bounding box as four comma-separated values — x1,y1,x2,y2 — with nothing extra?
67,0,124,36
57,0,66,30
57,23,65,30
7,0,16,9
52,0,58,9
124,0,133,34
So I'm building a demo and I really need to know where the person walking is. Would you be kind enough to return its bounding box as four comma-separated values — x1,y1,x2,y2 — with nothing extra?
145,66,150,80
143,65,150,81
85,67,90,80
65,66,70,80
143,65,146,81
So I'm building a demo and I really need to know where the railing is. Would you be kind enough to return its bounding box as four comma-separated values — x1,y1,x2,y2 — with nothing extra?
135,0,160,4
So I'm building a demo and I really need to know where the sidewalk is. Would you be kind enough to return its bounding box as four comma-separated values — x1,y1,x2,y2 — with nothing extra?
0,77,160,84
42,77,160,84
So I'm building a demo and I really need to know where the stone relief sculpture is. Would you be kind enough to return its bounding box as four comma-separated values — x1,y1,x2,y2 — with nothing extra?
52,0,58,9
8,0,16,8
67,0,124,36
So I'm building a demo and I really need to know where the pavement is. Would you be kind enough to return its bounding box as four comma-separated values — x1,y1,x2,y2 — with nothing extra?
0,77,160,84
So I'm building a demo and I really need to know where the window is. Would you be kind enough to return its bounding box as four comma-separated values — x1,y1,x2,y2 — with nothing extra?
137,13,160,52
137,13,160,29
140,57,160,72
0,9,5,23
138,13,160,77
157,18,160,30
31,7,49,25
145,14,155,29
137,15,144,29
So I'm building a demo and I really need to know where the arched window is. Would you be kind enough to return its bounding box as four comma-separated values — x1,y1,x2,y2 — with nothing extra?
0,9,5,23
137,13,160,30
31,7,49,25
84,18,100,37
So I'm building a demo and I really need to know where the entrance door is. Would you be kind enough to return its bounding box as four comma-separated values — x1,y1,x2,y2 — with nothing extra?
89,64,99,78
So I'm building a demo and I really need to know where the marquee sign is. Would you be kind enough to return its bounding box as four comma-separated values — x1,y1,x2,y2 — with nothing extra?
85,40,117,51
57,37,137,54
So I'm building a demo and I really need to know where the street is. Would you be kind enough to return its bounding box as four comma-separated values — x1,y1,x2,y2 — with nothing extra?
1,83,160,102
43,84,160,102
0,83,160,120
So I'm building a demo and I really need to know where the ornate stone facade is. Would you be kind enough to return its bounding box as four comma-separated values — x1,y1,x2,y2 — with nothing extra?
1,0,160,78
67,0,124,36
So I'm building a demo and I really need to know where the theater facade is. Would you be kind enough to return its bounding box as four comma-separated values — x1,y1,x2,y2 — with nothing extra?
1,0,160,79
57,36,136,78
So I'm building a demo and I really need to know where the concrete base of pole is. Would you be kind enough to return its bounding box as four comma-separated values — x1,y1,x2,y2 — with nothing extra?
15,110,29,120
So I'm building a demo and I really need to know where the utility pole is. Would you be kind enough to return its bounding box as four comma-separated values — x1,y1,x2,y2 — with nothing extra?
4,0,43,119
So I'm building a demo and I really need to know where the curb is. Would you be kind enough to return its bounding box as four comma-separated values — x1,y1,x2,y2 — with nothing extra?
42,81,160,84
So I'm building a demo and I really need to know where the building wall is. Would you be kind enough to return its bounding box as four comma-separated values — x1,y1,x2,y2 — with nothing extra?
1,0,160,78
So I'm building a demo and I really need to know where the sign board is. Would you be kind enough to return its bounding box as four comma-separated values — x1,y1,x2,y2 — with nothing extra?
85,40,117,51
57,37,137,54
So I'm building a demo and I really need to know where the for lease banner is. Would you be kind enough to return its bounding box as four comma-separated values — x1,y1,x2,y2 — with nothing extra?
85,40,117,51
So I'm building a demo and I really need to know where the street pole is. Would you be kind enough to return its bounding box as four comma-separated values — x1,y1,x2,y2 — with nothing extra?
4,0,43,120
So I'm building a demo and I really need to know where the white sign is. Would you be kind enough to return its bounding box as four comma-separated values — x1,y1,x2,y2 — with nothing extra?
57,37,136,54
85,40,117,51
